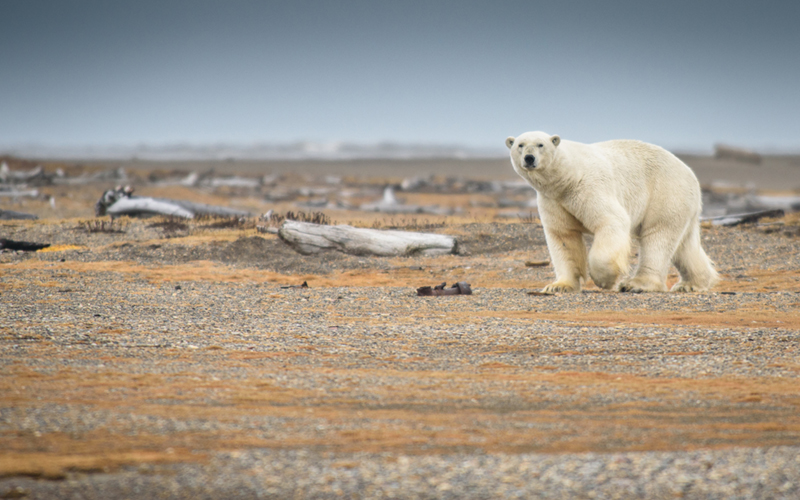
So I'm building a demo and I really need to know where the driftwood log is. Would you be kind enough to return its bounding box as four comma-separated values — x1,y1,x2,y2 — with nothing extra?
0,238,50,251
0,209,38,220
278,220,458,256
106,197,250,218
0,163,46,184
95,186,250,218
0,189,39,198
101,196,195,218
702,209,785,227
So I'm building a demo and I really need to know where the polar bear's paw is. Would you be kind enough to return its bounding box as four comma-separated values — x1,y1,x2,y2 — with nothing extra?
670,281,707,293
616,277,666,293
542,281,580,294
617,282,645,293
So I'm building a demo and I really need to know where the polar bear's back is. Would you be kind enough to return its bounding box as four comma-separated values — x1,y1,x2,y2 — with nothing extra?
590,139,699,191
585,139,702,223
592,139,690,175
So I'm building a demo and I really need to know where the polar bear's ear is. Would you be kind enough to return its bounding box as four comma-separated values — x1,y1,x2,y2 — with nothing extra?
505,136,516,149
551,135,561,147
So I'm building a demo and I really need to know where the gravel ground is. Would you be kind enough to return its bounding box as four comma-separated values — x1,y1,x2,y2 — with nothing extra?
2,199,800,497
3,446,800,499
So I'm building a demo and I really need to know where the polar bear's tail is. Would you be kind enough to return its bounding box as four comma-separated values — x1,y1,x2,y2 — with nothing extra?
671,220,719,292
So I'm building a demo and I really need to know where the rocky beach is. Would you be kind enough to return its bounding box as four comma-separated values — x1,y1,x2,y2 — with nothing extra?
1,154,800,498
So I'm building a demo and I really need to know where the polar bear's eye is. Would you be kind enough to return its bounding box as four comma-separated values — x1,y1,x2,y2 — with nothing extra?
518,144,524,148
538,144,543,148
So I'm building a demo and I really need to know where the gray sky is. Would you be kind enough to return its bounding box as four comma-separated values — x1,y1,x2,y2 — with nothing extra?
1,0,798,152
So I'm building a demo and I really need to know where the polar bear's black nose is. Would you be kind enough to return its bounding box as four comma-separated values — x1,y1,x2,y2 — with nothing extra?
524,154,535,167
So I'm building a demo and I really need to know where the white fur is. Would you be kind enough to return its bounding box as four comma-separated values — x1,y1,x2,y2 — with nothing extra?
506,131,718,293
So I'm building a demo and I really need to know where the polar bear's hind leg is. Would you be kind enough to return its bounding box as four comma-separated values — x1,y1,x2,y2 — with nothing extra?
616,224,681,293
671,222,718,292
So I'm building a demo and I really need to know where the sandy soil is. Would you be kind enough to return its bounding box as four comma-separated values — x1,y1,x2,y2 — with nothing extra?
1,157,800,498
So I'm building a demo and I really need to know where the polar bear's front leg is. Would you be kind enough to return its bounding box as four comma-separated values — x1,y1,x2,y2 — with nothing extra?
587,223,631,290
538,199,588,293
541,226,588,293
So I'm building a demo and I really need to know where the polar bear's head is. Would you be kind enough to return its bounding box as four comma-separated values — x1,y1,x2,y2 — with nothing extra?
505,131,561,175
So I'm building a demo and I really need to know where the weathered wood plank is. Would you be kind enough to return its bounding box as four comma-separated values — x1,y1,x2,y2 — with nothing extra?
702,209,785,226
278,220,458,256
95,186,250,218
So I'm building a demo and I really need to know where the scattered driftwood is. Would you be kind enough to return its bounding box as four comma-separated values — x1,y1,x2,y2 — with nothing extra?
95,186,250,219
714,144,762,164
0,209,38,220
360,186,455,215
0,163,47,184
53,166,128,186
399,175,527,194
0,238,50,251
0,188,39,198
702,209,785,226
207,176,261,189
525,260,550,267
751,195,800,212
360,186,421,213
416,282,472,296
152,170,266,189
281,281,309,289
703,188,800,218
151,171,202,187
278,220,458,256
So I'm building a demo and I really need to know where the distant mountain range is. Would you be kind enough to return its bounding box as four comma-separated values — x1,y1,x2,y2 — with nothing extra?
1,142,508,161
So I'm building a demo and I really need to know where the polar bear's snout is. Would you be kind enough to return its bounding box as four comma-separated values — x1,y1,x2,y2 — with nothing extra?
523,154,536,168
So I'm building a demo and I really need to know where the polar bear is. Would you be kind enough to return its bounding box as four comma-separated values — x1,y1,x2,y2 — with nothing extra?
506,131,718,293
